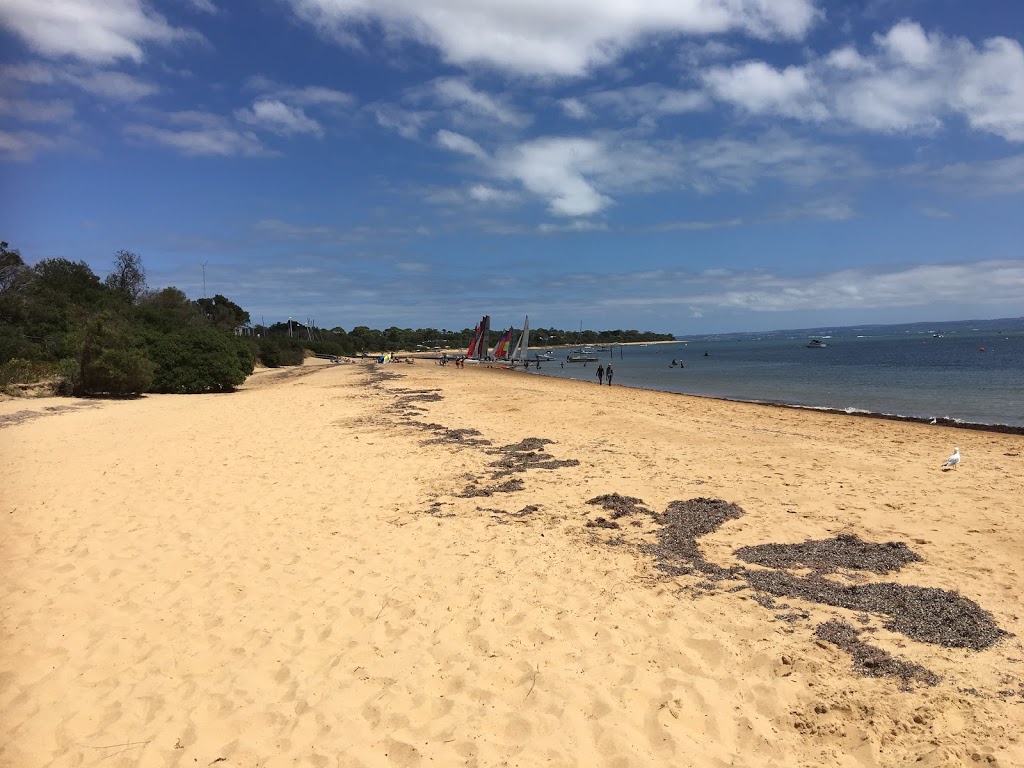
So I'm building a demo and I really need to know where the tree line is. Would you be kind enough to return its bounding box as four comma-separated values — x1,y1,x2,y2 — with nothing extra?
0,241,673,396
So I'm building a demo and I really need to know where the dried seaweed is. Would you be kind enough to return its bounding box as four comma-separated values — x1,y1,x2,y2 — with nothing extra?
735,534,922,574
745,570,1005,650
814,620,940,688
586,493,656,519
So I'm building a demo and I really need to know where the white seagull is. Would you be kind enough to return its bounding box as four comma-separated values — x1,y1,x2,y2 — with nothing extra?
942,447,960,470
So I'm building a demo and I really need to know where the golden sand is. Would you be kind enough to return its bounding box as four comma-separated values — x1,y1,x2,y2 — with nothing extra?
2,359,1022,767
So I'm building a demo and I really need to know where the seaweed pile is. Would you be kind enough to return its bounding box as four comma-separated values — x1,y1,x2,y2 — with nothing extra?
735,534,922,574
745,570,1006,651
640,497,746,579
814,620,941,688
487,438,580,476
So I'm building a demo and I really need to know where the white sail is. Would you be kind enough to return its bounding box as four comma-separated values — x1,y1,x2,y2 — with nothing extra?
510,315,529,362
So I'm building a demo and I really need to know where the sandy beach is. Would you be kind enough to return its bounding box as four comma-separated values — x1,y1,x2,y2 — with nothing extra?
2,359,1022,767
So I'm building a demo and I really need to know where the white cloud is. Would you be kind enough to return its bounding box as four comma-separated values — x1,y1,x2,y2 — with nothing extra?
704,21,1024,141
494,137,612,216
931,154,1024,196
0,96,74,122
125,112,269,156
467,184,519,205
583,84,710,120
245,77,354,108
236,99,324,137
559,98,590,120
374,105,432,139
285,0,820,76
431,129,860,218
642,218,744,233
2,61,158,102
0,129,60,161
0,0,196,64
704,62,826,120
63,70,158,101
431,78,529,127
186,0,219,13
436,129,488,159
953,37,1024,142
604,261,1024,314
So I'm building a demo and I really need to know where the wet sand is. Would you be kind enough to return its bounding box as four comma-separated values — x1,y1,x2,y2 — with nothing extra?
2,359,1022,767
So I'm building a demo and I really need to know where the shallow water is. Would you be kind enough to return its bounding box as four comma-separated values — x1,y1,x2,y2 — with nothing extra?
529,331,1024,428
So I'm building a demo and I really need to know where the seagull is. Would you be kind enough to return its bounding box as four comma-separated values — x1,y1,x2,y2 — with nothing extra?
929,418,937,425
942,447,960,470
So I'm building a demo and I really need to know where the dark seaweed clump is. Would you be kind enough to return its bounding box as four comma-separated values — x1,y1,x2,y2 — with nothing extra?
457,477,525,498
745,570,1006,650
814,620,940,688
735,534,923,574
640,498,746,580
488,437,580,475
422,427,492,447
586,493,656,520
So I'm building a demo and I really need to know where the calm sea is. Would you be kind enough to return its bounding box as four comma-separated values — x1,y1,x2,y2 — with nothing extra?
529,331,1024,429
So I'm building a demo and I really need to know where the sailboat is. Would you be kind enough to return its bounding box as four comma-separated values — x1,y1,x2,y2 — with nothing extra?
565,321,599,362
494,316,532,368
463,315,491,363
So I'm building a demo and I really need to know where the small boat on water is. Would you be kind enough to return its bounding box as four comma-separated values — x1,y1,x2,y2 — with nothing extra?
566,349,600,362
806,338,828,348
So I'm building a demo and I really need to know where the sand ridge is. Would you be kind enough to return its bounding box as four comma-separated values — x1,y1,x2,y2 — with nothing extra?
1,359,1022,767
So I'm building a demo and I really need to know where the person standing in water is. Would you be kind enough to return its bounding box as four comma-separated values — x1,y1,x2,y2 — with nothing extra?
596,364,604,384
605,364,613,385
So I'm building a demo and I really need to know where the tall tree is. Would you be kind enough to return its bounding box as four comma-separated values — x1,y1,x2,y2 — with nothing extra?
104,250,148,303
0,241,27,295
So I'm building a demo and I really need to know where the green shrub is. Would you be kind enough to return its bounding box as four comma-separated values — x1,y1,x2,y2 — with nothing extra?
76,314,153,395
55,357,80,396
79,347,155,395
256,337,304,367
0,358,58,387
145,326,253,393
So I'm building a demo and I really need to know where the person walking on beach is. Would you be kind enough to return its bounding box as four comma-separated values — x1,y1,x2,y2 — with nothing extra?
606,364,613,385
597,364,604,384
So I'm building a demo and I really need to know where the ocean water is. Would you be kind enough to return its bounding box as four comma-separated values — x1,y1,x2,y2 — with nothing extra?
529,331,1024,429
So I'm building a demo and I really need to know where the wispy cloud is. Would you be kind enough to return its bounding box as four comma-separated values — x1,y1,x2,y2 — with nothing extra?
0,128,62,161
285,0,820,76
704,21,1024,142
0,96,74,122
236,99,324,137
0,0,199,64
599,261,1024,315
125,112,270,157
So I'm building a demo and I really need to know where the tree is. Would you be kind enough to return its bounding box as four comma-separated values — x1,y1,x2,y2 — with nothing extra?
144,326,254,393
0,241,28,295
196,293,250,330
104,250,148,303
77,313,155,395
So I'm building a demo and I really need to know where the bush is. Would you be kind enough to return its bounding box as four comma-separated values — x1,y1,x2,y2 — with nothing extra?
145,326,254,393
55,357,80,396
79,347,155,395
0,358,58,387
76,314,155,395
256,337,304,367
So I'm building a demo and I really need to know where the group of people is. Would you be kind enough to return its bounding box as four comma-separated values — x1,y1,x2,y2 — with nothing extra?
439,354,466,367
596,364,613,385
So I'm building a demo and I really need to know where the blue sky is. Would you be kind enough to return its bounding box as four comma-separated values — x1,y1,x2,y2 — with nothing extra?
1,0,1022,334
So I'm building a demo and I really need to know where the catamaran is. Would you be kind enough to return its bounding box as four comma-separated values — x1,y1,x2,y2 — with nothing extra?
463,315,491,363
463,315,533,368
495,316,532,367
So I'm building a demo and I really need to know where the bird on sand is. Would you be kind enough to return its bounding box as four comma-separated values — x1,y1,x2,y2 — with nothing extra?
942,447,960,470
